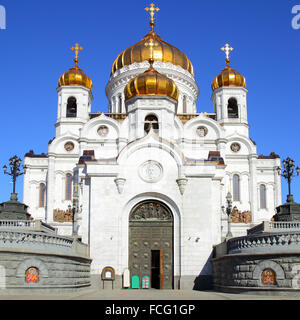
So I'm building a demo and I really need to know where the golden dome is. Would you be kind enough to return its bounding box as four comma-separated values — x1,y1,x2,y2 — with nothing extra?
212,57,246,91
58,65,93,90
111,30,194,77
124,60,179,101
58,43,93,90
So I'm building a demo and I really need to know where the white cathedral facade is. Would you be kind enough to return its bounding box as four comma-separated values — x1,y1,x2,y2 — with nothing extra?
23,7,282,289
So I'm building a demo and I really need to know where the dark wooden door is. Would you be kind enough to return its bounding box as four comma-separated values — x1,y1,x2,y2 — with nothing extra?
129,201,173,289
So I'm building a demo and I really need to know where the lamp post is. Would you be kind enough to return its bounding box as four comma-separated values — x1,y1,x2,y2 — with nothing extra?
3,156,26,195
222,192,237,238
277,157,299,203
68,204,77,236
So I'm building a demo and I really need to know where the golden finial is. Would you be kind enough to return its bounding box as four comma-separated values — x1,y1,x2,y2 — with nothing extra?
145,38,159,67
145,3,160,31
71,43,83,66
221,43,234,66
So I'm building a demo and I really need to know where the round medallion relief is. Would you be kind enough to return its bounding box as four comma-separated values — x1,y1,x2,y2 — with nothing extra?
196,126,208,137
231,143,241,153
97,125,109,137
64,142,74,152
139,160,163,183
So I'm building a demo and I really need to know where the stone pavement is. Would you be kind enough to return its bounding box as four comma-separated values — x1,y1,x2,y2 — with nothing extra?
1,288,300,300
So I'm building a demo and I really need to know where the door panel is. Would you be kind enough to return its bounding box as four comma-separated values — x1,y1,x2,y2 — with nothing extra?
129,201,173,289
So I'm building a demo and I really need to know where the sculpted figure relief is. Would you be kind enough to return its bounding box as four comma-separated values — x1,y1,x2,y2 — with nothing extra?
130,202,172,221
53,209,73,222
230,210,252,224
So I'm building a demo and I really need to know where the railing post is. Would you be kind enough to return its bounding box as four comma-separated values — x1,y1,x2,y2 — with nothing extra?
34,220,42,232
263,221,270,232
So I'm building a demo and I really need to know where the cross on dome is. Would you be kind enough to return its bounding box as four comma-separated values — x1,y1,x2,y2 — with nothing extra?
71,43,83,66
221,43,234,65
145,38,159,65
145,3,160,30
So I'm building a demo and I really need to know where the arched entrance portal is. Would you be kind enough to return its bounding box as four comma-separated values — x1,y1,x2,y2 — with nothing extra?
129,200,174,289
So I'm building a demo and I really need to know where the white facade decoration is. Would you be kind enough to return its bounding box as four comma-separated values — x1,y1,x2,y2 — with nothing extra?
23,45,281,289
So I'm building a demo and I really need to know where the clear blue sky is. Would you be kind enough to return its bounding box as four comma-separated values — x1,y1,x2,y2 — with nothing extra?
0,0,299,204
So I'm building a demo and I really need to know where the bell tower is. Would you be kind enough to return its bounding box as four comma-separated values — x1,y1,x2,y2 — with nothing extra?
211,44,248,131
56,43,93,137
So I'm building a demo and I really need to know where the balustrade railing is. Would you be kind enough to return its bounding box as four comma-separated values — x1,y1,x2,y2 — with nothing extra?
247,221,300,235
269,221,300,230
0,219,56,234
0,220,34,228
227,231,300,254
0,221,89,258
0,230,73,249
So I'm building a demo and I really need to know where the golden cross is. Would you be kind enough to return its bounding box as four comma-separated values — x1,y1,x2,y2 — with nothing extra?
145,3,160,28
221,43,233,64
71,43,83,65
145,38,159,61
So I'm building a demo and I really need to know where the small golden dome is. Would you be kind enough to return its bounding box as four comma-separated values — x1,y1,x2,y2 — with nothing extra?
58,65,93,90
111,30,194,77
124,60,179,101
58,43,93,90
212,56,246,91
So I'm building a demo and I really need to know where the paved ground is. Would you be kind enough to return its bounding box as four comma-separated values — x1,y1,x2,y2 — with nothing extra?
1,288,300,300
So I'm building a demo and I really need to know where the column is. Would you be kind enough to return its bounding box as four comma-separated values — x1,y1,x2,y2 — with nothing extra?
46,156,55,223
249,155,258,223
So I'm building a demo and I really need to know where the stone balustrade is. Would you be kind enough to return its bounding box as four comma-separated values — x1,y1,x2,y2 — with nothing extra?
0,229,89,258
269,221,300,231
227,231,300,254
0,219,57,234
247,221,300,235
0,220,33,228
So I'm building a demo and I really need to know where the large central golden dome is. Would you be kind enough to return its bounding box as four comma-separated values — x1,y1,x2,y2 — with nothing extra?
111,30,194,77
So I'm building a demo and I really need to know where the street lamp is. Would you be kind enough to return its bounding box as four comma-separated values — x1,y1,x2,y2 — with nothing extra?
277,157,299,202
68,204,77,236
222,192,237,238
3,156,26,194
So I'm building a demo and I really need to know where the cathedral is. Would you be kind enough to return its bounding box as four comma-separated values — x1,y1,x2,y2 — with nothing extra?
23,4,282,289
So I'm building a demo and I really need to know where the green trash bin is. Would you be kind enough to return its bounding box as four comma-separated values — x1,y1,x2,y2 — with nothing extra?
131,275,140,289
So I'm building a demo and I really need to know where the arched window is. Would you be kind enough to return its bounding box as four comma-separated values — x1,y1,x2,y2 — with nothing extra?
260,184,267,209
39,183,46,208
65,174,72,201
66,97,77,118
118,95,122,113
144,115,159,134
233,174,240,201
228,98,239,118
183,95,187,114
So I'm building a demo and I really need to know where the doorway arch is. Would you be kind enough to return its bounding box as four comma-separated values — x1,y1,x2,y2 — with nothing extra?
129,200,174,289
